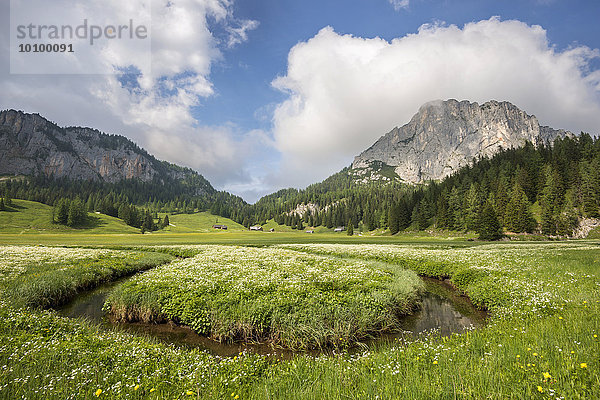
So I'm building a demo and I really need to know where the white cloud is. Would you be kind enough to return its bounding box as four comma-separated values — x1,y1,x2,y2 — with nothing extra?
388,0,409,11
226,19,260,48
270,18,600,189
0,0,259,190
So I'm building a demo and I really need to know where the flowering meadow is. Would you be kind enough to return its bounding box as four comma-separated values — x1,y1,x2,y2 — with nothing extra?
0,246,173,308
105,246,423,349
0,241,598,399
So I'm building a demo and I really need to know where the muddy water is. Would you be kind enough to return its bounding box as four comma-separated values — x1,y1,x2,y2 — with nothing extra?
57,277,487,358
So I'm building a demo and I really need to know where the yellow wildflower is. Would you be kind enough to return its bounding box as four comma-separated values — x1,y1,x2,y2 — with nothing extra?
542,372,551,379
187,391,194,395
150,388,155,392
433,360,438,365
537,386,543,393
134,385,139,391
95,389,102,397
580,363,587,369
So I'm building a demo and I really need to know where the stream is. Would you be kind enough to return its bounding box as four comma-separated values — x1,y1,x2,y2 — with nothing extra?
57,277,487,358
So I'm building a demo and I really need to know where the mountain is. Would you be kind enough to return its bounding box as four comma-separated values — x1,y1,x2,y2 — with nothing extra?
0,109,213,195
237,99,599,237
351,99,572,184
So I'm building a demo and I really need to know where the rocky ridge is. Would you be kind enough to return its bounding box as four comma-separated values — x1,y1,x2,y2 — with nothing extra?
0,109,213,194
352,99,572,184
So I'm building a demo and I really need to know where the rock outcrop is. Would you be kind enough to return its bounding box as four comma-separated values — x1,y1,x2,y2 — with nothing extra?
0,109,213,193
352,100,572,183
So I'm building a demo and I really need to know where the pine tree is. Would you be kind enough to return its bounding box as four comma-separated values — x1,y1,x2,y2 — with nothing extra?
162,214,170,228
435,193,451,229
397,200,410,230
580,160,600,218
505,183,536,233
448,187,464,230
540,166,560,235
67,198,86,226
465,183,483,231
494,177,510,222
142,210,155,232
53,198,70,225
347,219,354,236
388,204,400,235
0,198,4,211
477,197,503,240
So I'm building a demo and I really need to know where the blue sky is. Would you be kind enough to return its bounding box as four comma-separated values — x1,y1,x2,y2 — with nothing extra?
1,0,600,202
199,0,600,132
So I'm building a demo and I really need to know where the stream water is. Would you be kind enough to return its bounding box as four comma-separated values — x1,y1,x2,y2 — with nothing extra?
57,277,487,358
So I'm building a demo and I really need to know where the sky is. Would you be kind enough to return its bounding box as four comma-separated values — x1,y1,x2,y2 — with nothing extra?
1,0,600,202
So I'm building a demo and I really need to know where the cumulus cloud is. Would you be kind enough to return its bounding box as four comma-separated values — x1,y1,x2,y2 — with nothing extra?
0,0,259,189
388,0,410,11
270,17,600,189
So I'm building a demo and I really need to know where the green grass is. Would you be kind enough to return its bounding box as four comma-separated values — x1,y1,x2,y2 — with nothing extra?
159,211,247,233
105,246,423,349
0,230,479,247
0,240,599,399
0,246,173,309
0,199,140,234
261,218,294,232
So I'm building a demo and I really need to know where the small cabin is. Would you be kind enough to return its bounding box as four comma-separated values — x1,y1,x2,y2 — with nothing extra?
269,228,275,232
212,224,228,230
250,225,263,231
333,226,346,232
305,230,314,234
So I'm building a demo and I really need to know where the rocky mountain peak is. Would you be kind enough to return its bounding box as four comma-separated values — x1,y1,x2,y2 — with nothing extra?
351,99,571,183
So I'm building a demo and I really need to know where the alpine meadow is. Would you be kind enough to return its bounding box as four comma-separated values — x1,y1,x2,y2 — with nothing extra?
2,1,600,399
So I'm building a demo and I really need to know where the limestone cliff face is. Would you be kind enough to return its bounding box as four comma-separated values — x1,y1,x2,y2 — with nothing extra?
352,100,572,183
0,109,213,193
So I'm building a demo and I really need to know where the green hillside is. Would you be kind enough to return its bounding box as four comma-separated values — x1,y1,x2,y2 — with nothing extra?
0,199,139,234
160,211,247,233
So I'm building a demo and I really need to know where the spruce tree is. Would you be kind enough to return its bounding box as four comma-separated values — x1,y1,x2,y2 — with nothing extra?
505,183,536,233
477,197,503,240
435,194,451,229
388,205,400,234
465,183,483,231
67,198,86,226
347,219,354,236
397,200,410,230
54,198,70,225
448,187,464,230
142,211,155,232
163,214,170,228
0,198,4,211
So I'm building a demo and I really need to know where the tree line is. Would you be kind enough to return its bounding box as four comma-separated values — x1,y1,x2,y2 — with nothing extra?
235,133,600,238
2,133,598,238
0,174,244,231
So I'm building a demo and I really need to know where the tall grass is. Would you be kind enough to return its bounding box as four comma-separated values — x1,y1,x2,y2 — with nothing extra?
105,246,424,349
5,250,173,308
